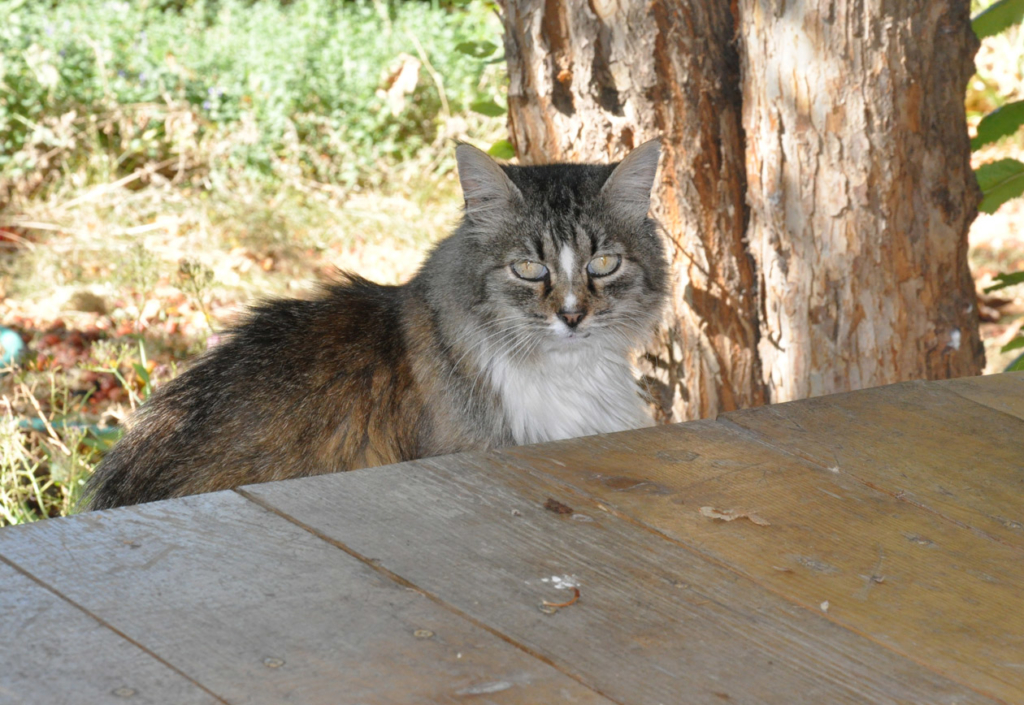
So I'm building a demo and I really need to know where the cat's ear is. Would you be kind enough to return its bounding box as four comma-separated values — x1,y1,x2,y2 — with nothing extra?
456,143,521,217
601,139,661,219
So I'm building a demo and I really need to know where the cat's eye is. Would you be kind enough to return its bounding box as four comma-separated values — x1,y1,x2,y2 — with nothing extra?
511,260,549,281
587,254,621,277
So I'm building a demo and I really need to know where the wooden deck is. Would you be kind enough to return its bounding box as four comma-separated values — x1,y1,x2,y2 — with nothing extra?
1,373,1022,704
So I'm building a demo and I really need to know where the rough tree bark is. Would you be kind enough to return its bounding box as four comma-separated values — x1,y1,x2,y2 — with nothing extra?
500,0,984,419
740,1,985,400
501,0,766,421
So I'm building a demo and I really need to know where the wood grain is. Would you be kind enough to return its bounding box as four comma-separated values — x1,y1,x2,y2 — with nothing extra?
722,379,1024,551
498,418,1024,704
939,371,1024,422
0,493,612,705
242,458,994,705
0,560,220,705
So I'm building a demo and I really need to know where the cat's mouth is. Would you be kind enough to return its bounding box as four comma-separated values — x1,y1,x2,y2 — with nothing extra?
560,329,592,341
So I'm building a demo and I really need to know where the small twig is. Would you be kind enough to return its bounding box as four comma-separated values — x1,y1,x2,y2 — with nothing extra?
83,36,111,99
20,384,72,457
0,228,37,250
52,157,179,212
542,587,580,609
120,222,170,236
1,220,68,233
406,32,450,122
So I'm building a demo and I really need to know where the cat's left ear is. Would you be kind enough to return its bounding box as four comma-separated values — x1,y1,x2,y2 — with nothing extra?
601,139,661,219
456,143,521,218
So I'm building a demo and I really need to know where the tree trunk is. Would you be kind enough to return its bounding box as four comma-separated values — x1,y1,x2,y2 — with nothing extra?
500,0,984,421
501,0,766,422
739,0,984,400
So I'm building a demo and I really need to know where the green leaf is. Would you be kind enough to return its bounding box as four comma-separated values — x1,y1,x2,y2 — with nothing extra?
1008,350,1024,372
983,270,1024,293
1001,336,1024,353
487,139,515,159
976,158,1024,214
132,362,150,386
81,428,122,453
972,0,1024,39
455,41,498,59
972,100,1024,151
469,99,506,117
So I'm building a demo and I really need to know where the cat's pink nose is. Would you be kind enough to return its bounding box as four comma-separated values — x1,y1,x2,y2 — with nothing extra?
558,310,586,329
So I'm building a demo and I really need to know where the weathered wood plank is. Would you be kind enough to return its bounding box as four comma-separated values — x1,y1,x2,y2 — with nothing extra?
939,371,1024,422
0,560,220,705
0,493,612,705
241,459,995,705
722,378,1024,550
498,420,1024,704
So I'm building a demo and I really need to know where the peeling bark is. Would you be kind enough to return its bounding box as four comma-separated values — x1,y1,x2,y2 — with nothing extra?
502,0,766,421
739,0,985,399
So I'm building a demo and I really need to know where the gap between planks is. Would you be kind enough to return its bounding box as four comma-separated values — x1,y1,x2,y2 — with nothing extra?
239,458,1006,705
0,552,231,705
941,376,1024,425
472,458,1010,705
717,378,1024,554
715,410,1024,557
232,488,627,705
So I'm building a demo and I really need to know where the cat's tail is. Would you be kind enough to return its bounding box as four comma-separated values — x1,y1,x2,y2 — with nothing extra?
81,393,196,510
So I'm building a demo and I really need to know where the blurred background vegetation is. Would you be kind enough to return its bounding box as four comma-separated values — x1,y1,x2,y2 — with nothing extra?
0,0,507,524
0,0,1021,525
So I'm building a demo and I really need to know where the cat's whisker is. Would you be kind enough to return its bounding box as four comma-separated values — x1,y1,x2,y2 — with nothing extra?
464,330,534,423
442,328,524,408
443,322,537,414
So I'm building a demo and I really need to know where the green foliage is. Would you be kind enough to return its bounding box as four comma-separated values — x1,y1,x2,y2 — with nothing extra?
487,139,514,159
469,98,506,117
975,158,1024,213
972,99,1024,150
454,33,510,156
973,0,1024,39
970,3,1024,372
455,40,498,59
983,270,1024,292
0,0,503,193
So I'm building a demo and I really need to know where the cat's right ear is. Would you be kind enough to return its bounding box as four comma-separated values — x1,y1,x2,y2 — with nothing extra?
456,143,521,218
601,139,661,221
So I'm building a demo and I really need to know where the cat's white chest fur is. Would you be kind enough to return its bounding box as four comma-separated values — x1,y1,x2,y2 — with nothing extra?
487,345,652,445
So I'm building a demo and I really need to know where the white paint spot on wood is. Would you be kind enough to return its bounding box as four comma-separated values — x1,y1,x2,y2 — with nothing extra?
456,681,513,695
541,574,580,590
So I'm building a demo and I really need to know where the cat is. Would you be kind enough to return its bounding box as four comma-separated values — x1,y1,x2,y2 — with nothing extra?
84,140,669,510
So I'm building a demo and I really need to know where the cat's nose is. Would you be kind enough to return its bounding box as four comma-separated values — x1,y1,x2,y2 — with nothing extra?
558,309,586,329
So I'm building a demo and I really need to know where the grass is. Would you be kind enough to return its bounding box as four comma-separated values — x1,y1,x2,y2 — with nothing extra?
0,0,503,526
0,339,156,524
0,0,506,196
0,169,472,525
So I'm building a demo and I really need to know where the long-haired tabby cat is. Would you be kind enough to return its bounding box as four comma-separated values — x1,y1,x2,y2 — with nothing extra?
85,140,668,509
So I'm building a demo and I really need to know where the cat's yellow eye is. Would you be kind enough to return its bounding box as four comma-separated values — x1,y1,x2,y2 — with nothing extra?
587,254,621,277
511,260,549,281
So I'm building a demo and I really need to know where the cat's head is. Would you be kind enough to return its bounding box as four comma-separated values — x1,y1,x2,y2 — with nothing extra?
449,140,668,358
